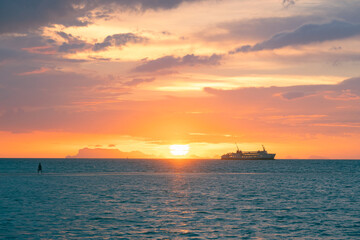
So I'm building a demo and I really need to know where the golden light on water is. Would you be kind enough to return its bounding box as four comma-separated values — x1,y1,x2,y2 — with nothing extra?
169,145,189,156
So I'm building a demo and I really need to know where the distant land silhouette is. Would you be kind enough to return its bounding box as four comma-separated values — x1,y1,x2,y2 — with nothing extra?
66,148,155,158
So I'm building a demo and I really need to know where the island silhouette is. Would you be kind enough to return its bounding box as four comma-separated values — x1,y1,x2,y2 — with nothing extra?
67,147,155,158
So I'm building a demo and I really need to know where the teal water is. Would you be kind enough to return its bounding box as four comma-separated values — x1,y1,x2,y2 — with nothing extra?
1,159,360,239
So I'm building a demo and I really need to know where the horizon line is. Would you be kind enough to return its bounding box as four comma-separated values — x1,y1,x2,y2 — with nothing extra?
0,158,360,160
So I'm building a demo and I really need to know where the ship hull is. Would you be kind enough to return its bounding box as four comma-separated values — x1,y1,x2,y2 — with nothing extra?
221,156,275,160
221,154,276,160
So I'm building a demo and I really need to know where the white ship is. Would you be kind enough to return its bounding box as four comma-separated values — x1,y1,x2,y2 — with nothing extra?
221,145,276,160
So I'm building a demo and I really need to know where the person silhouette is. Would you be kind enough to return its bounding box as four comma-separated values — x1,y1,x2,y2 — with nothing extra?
37,163,42,174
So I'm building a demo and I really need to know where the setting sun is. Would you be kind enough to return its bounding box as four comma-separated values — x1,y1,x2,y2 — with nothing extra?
169,145,190,156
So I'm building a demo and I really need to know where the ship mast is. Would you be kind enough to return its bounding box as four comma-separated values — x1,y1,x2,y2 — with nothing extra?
262,145,266,151
235,143,240,152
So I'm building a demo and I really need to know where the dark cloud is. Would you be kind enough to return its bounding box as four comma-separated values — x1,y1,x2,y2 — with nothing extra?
327,1,360,24
200,2,360,43
205,77,360,102
123,77,156,86
133,54,222,72
0,31,87,63
281,91,306,100
282,0,296,8
59,42,87,52
230,20,360,53
338,77,360,91
57,31,75,41
0,48,24,62
0,68,102,109
88,56,112,61
0,0,202,34
0,46,49,63
0,32,54,52
0,33,91,74
206,15,319,42
120,0,201,11
93,33,147,51
0,0,90,34
57,31,90,53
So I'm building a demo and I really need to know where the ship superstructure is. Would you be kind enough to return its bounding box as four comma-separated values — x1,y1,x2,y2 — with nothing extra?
221,145,276,160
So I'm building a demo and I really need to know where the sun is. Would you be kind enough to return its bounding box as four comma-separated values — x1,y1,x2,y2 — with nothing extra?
170,144,189,156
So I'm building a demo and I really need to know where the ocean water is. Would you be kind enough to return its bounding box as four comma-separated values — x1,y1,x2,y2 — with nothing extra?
1,159,360,239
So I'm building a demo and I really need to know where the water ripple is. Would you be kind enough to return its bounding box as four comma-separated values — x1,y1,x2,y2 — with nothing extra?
1,159,360,239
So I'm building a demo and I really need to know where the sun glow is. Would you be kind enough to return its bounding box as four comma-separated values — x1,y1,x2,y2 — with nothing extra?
170,144,189,156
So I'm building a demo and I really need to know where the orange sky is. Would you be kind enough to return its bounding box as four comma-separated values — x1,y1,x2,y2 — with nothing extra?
1,0,360,159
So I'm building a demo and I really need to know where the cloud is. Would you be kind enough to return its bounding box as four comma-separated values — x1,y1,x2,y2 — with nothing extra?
0,33,56,60
326,1,360,24
93,33,147,51
230,20,360,53
205,77,360,101
17,67,50,76
282,0,297,8
133,54,222,72
201,77,360,136
280,91,306,100
56,31,76,42
0,0,89,34
0,68,102,109
0,48,25,62
123,77,156,87
59,42,87,52
0,76,359,144
0,0,203,34
0,46,54,62
209,16,318,42
6,31,147,54
56,31,90,53
108,0,202,11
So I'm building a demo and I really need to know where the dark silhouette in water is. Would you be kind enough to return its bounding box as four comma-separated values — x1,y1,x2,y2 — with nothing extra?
37,163,42,174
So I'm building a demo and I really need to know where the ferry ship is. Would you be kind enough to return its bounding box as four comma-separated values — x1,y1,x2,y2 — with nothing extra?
221,145,276,160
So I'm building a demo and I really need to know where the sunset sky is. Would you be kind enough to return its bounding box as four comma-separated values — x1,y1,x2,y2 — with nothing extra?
1,0,360,159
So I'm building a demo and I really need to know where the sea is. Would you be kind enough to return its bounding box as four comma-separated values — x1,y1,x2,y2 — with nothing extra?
1,159,360,239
